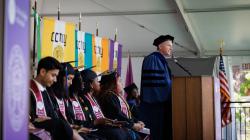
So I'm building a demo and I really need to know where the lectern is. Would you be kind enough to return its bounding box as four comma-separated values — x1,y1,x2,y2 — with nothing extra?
172,76,217,140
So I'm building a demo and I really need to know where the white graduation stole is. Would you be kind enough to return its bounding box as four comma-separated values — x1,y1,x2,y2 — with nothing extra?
55,97,67,120
70,96,86,121
30,80,47,117
85,93,104,119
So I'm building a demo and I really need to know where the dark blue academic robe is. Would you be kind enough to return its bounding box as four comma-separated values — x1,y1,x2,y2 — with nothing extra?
140,51,172,140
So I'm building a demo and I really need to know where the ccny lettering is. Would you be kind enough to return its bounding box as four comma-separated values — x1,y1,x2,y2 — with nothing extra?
95,45,103,57
51,32,67,46
77,40,86,52
114,50,118,57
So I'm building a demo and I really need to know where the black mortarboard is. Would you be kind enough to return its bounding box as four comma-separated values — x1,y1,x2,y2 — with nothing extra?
153,35,174,47
100,69,118,85
124,83,138,94
61,62,75,75
80,69,98,83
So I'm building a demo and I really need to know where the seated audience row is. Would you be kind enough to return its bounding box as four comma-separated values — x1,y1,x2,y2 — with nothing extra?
29,56,146,140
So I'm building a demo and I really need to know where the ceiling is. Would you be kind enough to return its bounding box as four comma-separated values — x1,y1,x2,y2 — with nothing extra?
34,0,250,57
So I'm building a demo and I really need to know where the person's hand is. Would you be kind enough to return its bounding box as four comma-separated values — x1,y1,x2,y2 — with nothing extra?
71,124,81,130
34,117,51,123
132,122,143,131
77,127,91,134
28,122,44,133
110,120,128,127
28,122,36,130
94,118,114,126
138,121,145,128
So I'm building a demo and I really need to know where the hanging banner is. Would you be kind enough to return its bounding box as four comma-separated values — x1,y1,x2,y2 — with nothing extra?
101,37,109,72
109,40,114,71
85,33,93,68
117,43,122,75
3,0,29,139
41,18,75,64
75,31,85,67
109,40,122,74
92,36,103,75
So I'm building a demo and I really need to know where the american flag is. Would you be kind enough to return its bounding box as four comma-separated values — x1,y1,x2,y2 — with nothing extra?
219,55,232,127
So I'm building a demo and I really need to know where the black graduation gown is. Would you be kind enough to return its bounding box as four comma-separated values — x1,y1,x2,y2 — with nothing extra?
49,93,104,140
79,93,131,140
127,99,140,121
98,91,142,140
65,96,108,140
30,89,73,140
66,96,95,128
98,91,135,128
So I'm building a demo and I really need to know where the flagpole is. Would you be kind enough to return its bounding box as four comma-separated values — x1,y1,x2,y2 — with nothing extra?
96,22,99,36
32,0,37,78
79,12,82,31
114,28,117,42
219,39,225,56
58,0,60,20
217,39,232,127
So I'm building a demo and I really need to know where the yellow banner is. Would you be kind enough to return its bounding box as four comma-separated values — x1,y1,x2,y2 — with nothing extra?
41,18,75,65
101,37,109,72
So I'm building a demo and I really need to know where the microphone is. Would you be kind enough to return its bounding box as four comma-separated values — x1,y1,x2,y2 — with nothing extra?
171,52,192,76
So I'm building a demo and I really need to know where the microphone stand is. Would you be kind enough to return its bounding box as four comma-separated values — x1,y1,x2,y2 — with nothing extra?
171,54,192,76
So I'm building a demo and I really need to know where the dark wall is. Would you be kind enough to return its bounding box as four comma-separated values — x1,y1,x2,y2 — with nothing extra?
0,0,4,138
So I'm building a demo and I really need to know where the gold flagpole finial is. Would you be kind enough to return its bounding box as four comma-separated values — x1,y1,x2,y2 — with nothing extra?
96,22,99,36
220,47,223,55
58,0,60,20
79,12,82,31
218,39,225,55
114,28,118,42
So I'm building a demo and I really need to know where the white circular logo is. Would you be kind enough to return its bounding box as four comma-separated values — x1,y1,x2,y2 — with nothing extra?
37,101,44,110
72,101,79,107
8,0,16,24
7,44,26,132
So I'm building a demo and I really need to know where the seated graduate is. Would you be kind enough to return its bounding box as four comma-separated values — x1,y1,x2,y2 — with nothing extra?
29,57,73,140
98,70,145,140
67,70,104,140
68,70,88,126
124,83,140,120
77,69,131,140
48,63,75,121
48,62,94,140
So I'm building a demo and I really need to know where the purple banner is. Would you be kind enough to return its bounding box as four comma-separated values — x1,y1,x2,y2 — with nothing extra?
109,40,114,71
3,0,30,139
117,44,122,75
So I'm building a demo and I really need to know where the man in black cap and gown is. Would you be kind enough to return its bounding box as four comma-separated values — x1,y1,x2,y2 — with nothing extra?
29,57,74,140
140,35,174,140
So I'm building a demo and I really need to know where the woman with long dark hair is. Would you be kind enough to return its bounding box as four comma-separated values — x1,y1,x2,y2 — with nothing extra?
98,70,145,140
48,63,85,140
69,69,131,140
